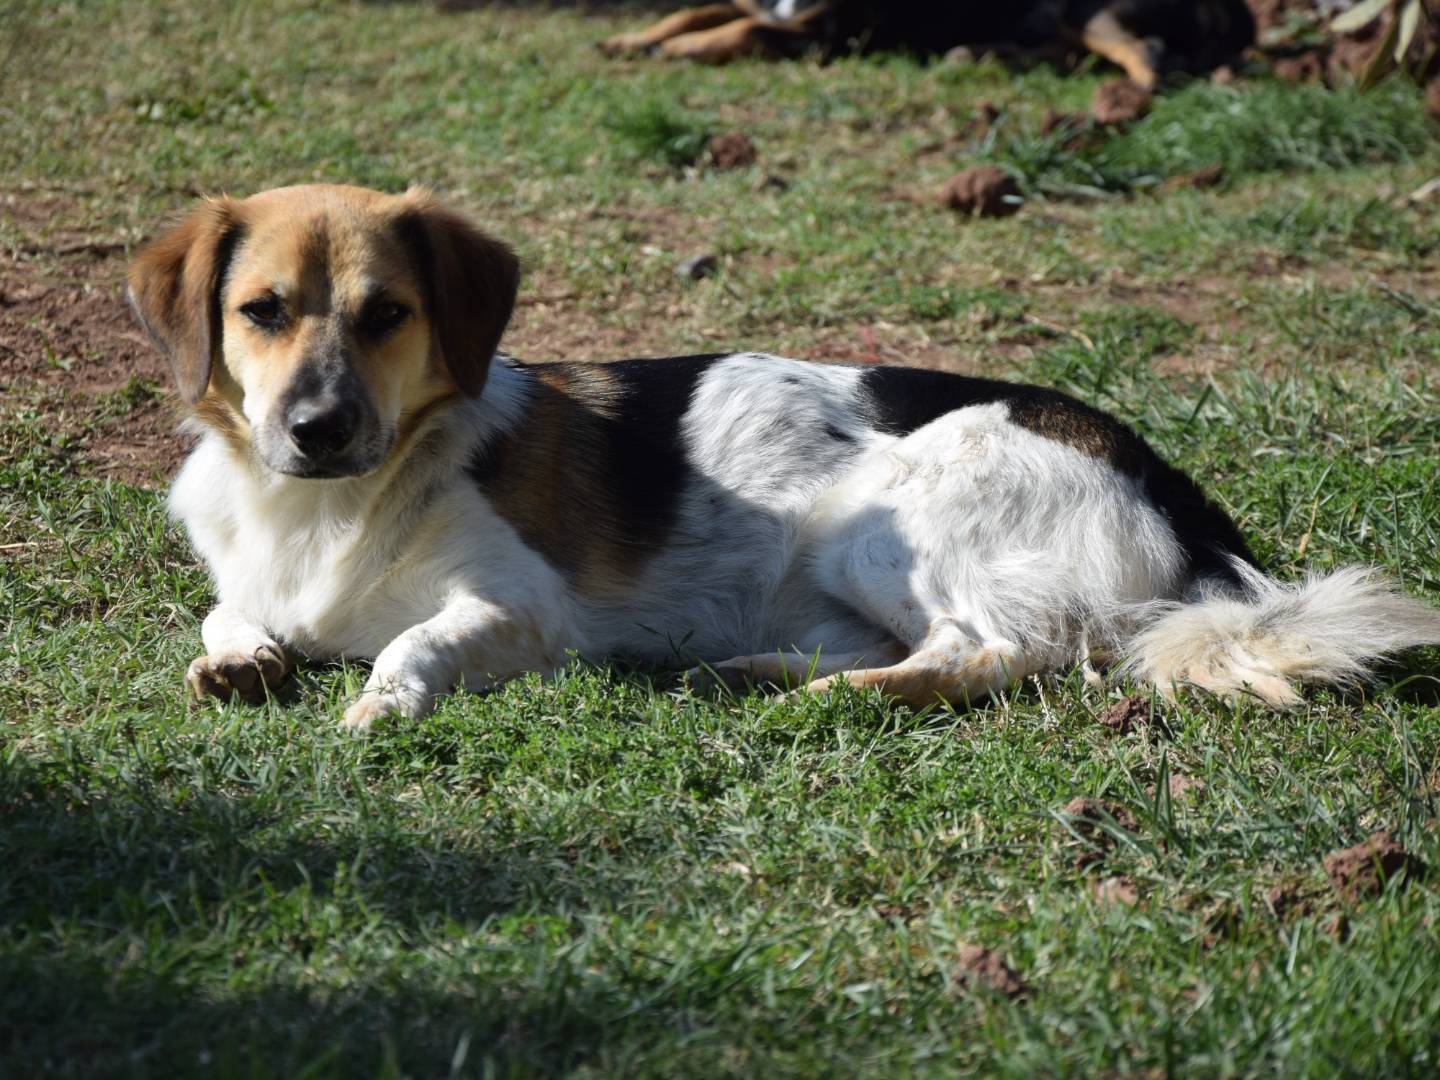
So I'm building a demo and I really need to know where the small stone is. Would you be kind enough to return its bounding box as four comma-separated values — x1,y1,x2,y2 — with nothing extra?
1323,831,1424,903
1093,875,1140,907
956,945,1030,999
1092,79,1152,126
678,253,719,280
708,132,757,170
938,166,1022,218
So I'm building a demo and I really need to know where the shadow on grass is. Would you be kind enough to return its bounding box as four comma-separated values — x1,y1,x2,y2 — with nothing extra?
0,755,753,1075
0,939,644,1076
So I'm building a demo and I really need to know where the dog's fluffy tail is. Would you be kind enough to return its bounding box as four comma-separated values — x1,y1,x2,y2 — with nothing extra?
1124,561,1440,705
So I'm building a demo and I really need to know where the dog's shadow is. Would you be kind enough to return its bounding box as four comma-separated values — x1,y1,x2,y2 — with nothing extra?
0,744,762,1071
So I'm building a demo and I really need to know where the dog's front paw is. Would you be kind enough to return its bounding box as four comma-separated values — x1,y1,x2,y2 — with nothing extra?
341,682,430,735
186,643,290,705
340,693,401,735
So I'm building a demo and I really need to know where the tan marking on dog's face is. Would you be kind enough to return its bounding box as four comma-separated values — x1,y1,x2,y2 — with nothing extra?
131,183,519,479
215,186,449,477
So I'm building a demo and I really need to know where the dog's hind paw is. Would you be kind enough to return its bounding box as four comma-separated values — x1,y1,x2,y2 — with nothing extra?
186,644,290,705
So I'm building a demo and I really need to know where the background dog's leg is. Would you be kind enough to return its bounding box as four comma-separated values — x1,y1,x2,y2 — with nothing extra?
187,604,291,705
598,4,743,56
1081,10,1162,89
658,16,808,62
340,597,562,733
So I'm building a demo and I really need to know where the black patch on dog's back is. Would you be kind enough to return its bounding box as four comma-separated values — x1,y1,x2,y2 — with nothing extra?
603,354,728,549
859,365,1257,585
469,354,725,588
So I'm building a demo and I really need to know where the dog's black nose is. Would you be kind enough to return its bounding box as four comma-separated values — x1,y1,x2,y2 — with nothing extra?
288,401,357,459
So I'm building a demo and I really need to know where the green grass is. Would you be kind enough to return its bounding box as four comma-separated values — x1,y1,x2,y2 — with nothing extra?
607,100,714,168
4,1,1440,1076
990,78,1434,195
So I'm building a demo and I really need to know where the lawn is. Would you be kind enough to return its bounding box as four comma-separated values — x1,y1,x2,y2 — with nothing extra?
3,1,1440,1075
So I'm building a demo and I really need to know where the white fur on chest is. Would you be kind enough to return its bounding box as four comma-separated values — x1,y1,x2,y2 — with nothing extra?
171,440,431,655
169,370,577,663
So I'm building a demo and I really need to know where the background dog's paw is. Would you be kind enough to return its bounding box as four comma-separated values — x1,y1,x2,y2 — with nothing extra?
186,644,289,705
596,33,650,57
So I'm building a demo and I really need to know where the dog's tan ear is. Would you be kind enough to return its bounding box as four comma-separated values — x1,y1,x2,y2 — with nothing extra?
127,199,242,406
398,195,520,397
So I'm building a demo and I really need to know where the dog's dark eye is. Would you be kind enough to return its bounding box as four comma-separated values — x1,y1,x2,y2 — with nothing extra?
362,300,410,336
240,296,284,329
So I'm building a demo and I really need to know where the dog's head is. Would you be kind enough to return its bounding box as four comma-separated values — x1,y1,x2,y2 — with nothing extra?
129,184,519,478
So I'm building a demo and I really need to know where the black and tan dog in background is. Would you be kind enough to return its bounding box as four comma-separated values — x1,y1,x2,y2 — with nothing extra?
599,0,1256,88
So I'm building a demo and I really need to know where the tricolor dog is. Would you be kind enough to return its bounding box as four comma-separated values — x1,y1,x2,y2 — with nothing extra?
128,184,1440,732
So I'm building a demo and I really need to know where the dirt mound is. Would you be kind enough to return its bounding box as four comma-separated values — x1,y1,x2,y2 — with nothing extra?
1097,694,1150,734
708,131,758,170
955,945,1030,999
1323,830,1424,902
1092,79,1152,125
939,166,1022,217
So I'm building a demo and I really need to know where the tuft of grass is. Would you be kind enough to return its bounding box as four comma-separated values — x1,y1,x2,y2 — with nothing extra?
606,99,713,168
990,77,1433,194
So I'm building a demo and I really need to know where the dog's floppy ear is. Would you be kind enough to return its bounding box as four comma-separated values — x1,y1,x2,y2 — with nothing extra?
127,198,242,406
398,193,520,397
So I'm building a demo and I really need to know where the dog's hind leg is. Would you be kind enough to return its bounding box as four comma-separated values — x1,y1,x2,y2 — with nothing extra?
598,5,744,56
658,16,812,62
801,628,1040,709
1080,9,1163,89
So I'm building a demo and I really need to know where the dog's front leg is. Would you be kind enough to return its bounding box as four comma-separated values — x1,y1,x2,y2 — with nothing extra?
187,603,292,704
341,596,558,734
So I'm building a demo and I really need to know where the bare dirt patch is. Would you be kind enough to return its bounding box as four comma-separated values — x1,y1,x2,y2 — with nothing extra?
1,194,191,487
1092,875,1140,908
